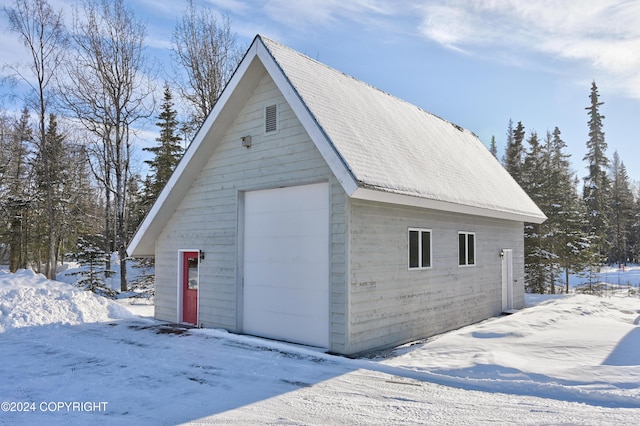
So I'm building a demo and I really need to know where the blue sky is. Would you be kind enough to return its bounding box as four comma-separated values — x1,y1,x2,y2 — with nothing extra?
2,0,640,183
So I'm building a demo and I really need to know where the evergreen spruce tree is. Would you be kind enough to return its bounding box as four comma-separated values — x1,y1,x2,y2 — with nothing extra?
128,256,155,298
545,127,591,293
563,177,593,293
582,81,610,263
630,187,640,264
521,131,548,293
143,84,183,209
540,130,558,293
0,113,6,263
502,119,514,166
1,108,33,271
59,143,103,261
503,120,526,184
489,135,498,158
32,114,67,268
69,234,116,298
126,174,147,240
608,151,634,266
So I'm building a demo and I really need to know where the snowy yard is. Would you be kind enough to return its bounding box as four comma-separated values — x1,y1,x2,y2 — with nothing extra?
1,268,639,424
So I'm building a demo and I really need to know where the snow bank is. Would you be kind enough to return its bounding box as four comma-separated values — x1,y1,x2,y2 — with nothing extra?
381,293,640,406
0,269,134,332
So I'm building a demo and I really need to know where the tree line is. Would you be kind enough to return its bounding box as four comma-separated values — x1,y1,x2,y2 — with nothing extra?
2,1,633,297
498,82,638,293
0,0,243,292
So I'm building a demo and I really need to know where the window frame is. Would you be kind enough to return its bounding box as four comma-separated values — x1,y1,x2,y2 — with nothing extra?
458,231,476,266
408,228,432,270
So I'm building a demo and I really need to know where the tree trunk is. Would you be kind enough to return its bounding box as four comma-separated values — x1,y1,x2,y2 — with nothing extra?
116,125,128,292
46,175,57,280
104,174,111,275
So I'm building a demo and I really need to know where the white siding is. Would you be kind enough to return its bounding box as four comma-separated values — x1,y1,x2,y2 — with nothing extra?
346,199,524,354
154,69,348,351
147,41,532,356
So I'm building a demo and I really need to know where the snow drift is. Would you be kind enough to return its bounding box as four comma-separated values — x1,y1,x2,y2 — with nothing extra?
0,269,134,332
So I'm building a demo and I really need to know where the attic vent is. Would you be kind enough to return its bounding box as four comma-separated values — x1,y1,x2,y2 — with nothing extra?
265,104,277,133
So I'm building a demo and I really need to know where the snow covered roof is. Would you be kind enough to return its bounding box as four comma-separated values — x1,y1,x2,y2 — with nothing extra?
128,35,545,257
260,36,545,220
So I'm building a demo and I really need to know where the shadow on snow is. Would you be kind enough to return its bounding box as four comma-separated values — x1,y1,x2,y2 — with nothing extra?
603,327,640,366
1,316,640,424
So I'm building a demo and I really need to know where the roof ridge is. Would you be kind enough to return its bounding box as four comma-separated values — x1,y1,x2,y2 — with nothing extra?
257,34,473,137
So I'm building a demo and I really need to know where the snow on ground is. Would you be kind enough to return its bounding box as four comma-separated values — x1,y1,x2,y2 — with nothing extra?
569,264,640,292
0,269,134,333
378,294,640,407
55,256,156,319
0,268,639,424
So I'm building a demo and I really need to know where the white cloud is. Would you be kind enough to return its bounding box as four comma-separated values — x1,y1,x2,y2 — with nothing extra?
261,0,396,28
204,0,251,15
417,0,640,96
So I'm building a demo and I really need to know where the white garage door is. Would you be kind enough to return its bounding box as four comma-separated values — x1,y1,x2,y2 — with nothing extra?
243,182,329,348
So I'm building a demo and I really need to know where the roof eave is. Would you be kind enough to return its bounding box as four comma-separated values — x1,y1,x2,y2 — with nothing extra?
351,187,547,224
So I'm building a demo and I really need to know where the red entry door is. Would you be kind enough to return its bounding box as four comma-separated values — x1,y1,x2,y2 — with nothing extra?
182,251,199,325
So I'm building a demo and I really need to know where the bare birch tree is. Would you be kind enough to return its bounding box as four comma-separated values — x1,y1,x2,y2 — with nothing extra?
4,0,66,279
172,0,244,135
61,0,153,291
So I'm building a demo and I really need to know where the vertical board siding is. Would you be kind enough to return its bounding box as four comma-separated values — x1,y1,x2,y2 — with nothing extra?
347,199,524,354
154,70,348,350
152,65,525,355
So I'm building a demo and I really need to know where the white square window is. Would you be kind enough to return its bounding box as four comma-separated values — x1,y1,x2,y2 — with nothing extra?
409,228,431,269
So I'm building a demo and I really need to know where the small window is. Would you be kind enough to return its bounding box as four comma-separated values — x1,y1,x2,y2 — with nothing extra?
458,232,475,266
187,255,199,289
409,228,431,269
265,104,277,132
